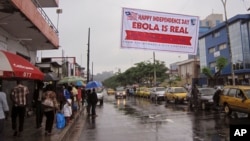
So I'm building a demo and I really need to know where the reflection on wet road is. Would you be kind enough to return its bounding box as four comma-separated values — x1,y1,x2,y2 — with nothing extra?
76,95,250,141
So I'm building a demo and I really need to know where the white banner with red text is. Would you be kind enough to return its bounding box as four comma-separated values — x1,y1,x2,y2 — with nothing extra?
121,8,199,55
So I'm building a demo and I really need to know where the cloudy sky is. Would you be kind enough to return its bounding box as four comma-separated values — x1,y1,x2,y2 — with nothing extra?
39,0,250,75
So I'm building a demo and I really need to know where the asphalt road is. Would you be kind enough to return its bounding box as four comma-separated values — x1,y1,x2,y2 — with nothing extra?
69,94,250,141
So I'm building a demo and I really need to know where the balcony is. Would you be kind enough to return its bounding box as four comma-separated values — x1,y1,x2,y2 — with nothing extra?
37,0,59,7
0,0,59,51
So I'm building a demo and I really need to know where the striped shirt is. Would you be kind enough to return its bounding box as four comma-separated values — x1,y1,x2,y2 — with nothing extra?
11,84,29,106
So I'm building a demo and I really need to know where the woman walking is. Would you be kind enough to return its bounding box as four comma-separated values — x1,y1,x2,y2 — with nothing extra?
42,90,58,135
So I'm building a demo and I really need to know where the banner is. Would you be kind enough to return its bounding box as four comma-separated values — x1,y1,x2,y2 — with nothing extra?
121,8,199,55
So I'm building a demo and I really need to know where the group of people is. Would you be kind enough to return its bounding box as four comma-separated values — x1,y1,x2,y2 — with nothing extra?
0,79,100,141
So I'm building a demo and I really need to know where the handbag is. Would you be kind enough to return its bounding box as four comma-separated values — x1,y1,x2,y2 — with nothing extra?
42,98,54,107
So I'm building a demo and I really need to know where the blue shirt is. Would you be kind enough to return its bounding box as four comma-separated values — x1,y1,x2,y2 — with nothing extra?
0,91,9,119
63,89,71,99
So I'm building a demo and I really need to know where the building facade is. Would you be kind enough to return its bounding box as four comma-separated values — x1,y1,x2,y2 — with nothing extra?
0,0,59,105
199,14,250,85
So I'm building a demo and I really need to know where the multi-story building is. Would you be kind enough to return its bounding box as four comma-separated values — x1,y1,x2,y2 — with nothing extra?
174,13,223,86
0,0,59,101
199,14,250,85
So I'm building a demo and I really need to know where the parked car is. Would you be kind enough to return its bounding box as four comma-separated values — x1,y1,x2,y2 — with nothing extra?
107,88,115,95
136,87,147,97
115,87,126,99
150,87,166,101
142,88,152,98
165,87,188,104
187,87,216,110
96,88,105,105
219,85,250,116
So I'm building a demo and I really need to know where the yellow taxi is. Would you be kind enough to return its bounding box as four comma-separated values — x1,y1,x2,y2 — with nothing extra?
107,88,115,95
220,85,250,116
165,87,188,104
136,87,146,97
142,88,152,98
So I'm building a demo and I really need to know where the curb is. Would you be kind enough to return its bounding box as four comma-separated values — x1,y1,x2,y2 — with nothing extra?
51,108,85,141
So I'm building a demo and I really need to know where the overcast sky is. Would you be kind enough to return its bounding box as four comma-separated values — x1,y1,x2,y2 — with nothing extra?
38,0,250,75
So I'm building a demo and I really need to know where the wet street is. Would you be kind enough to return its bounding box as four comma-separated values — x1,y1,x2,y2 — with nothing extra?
70,94,250,141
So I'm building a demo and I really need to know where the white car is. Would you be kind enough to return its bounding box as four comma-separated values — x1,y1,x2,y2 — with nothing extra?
150,87,166,101
96,88,105,105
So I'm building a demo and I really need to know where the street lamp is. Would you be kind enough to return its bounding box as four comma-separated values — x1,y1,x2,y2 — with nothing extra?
56,9,63,32
221,0,235,85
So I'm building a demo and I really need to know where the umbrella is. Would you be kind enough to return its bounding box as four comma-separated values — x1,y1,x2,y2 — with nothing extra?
86,81,103,89
44,72,59,81
75,80,85,87
58,76,86,85
0,50,44,80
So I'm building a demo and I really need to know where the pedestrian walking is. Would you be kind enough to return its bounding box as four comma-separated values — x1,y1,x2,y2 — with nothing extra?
81,87,86,107
10,80,29,137
33,80,44,129
42,90,59,136
62,98,72,125
86,88,98,117
213,87,222,110
0,89,9,141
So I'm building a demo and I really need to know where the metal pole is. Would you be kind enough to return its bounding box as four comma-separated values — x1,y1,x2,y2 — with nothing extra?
87,28,90,83
153,52,156,86
221,0,235,85
91,61,93,81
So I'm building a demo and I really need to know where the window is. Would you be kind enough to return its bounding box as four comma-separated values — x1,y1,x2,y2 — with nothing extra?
209,62,216,68
212,31,220,38
228,89,237,97
219,43,227,50
216,20,221,26
209,47,215,53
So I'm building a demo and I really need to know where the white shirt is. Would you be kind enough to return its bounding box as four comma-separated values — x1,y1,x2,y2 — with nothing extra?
0,91,9,119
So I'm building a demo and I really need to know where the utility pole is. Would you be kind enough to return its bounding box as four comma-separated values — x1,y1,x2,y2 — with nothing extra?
221,0,235,85
153,52,156,86
87,28,90,83
91,61,94,81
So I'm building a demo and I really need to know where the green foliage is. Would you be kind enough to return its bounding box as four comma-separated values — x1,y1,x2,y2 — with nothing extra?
103,60,168,87
201,56,227,86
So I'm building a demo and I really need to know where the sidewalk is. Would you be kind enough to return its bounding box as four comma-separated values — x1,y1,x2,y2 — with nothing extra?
4,107,85,141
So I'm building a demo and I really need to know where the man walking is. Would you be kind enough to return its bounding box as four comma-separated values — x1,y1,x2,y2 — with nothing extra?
86,88,98,117
0,89,9,141
10,80,29,137
33,80,44,129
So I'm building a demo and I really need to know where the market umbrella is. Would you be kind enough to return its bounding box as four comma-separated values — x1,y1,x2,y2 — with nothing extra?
75,80,85,87
58,76,86,85
0,50,44,80
86,81,103,89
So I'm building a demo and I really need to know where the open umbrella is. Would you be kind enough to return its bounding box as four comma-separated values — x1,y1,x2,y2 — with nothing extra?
58,76,86,85
86,81,103,89
0,50,44,80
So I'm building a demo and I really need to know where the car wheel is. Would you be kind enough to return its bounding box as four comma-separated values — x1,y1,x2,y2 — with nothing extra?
224,104,232,115
201,102,206,110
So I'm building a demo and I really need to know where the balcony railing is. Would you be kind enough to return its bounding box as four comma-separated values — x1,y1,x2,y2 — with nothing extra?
32,0,59,35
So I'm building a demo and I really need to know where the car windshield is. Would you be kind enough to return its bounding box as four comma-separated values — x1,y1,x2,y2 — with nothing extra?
96,88,103,93
243,89,250,98
173,88,187,93
199,88,215,95
116,87,125,91
156,87,165,91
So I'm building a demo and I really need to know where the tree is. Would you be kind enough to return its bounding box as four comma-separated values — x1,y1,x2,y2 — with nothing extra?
103,60,168,88
202,57,227,87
